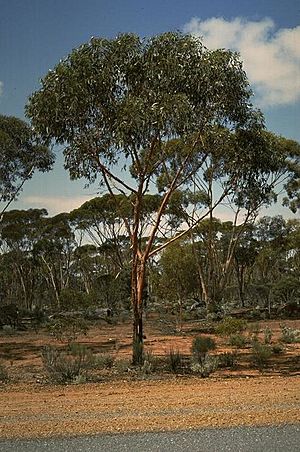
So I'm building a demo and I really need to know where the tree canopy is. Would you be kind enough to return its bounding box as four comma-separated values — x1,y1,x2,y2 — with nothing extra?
0,115,54,214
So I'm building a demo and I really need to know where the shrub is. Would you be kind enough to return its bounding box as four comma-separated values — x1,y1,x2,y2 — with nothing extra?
191,336,216,364
218,352,238,368
47,317,89,345
42,343,94,383
251,341,272,371
190,355,219,378
248,322,261,335
143,351,159,372
0,362,9,382
228,334,247,348
94,353,115,369
272,344,285,355
263,327,273,344
280,324,300,344
140,358,153,376
114,359,131,373
166,348,183,373
216,318,247,336
190,336,217,378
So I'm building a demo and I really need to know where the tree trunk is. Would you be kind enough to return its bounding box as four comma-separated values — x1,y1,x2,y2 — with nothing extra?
131,259,146,365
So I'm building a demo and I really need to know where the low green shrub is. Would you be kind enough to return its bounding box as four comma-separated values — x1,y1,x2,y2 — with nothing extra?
94,353,115,369
143,351,159,372
166,348,183,373
263,327,273,344
140,355,154,376
248,322,261,335
114,359,131,373
191,336,216,363
190,355,218,378
218,352,238,368
216,318,247,336
228,334,247,348
47,317,89,344
0,362,9,382
251,341,272,371
272,344,285,355
42,343,94,383
280,324,300,344
190,336,217,378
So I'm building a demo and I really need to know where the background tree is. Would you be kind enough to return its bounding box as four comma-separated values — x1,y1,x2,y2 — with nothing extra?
0,208,47,311
0,115,54,218
26,32,298,363
157,240,199,330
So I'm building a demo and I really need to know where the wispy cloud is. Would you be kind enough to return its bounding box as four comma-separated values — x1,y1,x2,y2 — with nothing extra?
184,17,300,107
23,195,94,215
0,81,3,96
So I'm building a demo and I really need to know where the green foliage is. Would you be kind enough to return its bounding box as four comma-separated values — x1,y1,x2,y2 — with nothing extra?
0,362,9,382
216,318,247,336
272,344,285,355
263,327,273,344
280,324,300,343
93,353,115,369
142,351,159,373
42,344,94,383
191,336,216,364
47,317,89,344
273,276,300,305
190,355,219,378
59,288,93,311
138,351,159,376
158,241,198,304
114,359,131,374
251,341,272,370
248,322,261,335
0,115,54,202
228,334,247,348
166,348,184,373
218,352,238,369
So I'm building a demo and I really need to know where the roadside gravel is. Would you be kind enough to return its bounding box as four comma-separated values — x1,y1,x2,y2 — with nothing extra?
0,376,299,440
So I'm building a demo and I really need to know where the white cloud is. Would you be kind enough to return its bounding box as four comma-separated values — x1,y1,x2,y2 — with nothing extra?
23,195,94,215
184,17,300,107
0,81,3,96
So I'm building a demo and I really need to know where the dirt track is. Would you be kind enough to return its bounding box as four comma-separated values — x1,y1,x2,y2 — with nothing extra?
0,376,299,439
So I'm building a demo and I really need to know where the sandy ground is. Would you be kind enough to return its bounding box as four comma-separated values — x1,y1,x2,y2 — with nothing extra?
0,376,299,439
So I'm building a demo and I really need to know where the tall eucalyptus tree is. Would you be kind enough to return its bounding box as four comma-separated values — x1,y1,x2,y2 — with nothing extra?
26,32,296,362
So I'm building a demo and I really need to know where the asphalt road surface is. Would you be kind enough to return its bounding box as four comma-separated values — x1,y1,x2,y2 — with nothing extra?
1,425,299,451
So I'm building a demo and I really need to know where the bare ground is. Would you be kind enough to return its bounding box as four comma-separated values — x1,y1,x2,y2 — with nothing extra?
0,317,299,439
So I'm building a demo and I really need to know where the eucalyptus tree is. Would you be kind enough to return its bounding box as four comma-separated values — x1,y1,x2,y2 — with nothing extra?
250,216,300,311
0,115,54,218
157,240,199,329
69,194,133,270
26,32,292,363
0,208,48,310
34,212,76,308
233,224,259,307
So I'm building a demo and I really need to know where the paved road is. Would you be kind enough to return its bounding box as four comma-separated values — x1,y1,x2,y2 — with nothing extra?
0,425,299,451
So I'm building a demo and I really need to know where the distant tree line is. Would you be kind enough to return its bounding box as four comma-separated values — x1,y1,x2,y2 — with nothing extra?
0,203,299,321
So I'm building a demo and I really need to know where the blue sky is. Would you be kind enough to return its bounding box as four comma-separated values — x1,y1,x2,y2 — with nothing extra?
0,0,299,218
